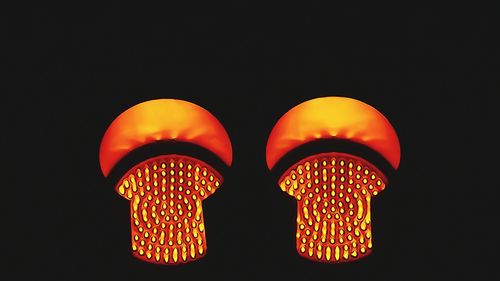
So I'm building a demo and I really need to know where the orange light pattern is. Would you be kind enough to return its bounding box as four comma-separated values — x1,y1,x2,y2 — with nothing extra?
279,152,385,262
116,155,221,264
100,99,232,177
266,97,401,170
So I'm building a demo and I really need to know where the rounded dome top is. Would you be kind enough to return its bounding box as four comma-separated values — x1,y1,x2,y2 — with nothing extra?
266,96,400,170
100,99,232,177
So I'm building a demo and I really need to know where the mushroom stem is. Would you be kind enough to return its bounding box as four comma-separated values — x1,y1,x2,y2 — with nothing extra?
295,196,373,262
278,152,386,262
115,155,222,264
130,192,207,264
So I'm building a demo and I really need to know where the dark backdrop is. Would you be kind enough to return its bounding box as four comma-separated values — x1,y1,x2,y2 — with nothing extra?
4,4,498,281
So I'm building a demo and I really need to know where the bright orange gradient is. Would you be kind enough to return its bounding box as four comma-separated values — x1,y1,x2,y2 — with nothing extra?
267,97,400,263
99,99,232,265
100,99,232,177
266,97,400,170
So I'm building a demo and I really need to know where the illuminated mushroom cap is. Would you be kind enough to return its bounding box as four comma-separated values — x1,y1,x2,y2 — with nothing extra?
266,96,400,170
99,99,233,177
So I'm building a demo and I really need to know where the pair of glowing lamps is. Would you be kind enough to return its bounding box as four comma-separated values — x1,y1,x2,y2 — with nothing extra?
99,97,400,265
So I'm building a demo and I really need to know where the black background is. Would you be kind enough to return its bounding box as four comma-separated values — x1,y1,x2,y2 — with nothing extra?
4,4,499,281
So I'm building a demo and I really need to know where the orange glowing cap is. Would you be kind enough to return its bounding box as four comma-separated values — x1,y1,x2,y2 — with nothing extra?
266,96,401,263
266,97,400,170
100,99,233,176
99,99,232,265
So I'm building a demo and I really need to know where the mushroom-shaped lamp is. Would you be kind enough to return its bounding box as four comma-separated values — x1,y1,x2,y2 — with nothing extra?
100,99,232,264
266,96,400,262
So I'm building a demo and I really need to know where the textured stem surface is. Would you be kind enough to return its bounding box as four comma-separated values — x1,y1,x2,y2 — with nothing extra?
116,155,222,264
279,152,386,262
